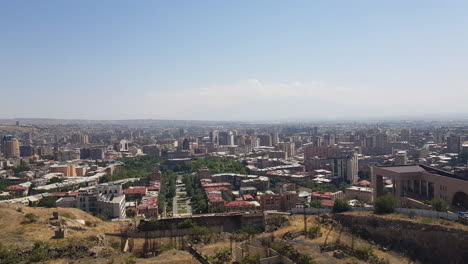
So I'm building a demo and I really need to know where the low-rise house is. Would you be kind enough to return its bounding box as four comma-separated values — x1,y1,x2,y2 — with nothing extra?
137,196,158,218
224,201,253,212
123,186,148,200
6,185,28,197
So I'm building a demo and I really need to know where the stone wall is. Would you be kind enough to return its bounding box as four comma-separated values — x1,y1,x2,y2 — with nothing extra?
334,213,468,264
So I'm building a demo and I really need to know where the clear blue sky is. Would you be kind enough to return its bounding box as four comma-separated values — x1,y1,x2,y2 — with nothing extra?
1,0,468,120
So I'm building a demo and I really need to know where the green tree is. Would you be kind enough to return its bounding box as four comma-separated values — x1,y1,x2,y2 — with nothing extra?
332,199,351,213
37,196,58,208
430,198,448,212
309,200,324,208
48,177,63,184
126,209,136,218
374,195,397,214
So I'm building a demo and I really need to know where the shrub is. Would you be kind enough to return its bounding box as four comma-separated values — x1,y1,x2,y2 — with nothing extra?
309,200,324,208
29,241,52,263
374,195,396,214
126,209,136,218
429,198,448,212
307,226,321,239
355,246,374,261
333,199,351,213
23,213,38,224
241,254,260,264
0,243,21,264
211,247,231,264
177,219,195,229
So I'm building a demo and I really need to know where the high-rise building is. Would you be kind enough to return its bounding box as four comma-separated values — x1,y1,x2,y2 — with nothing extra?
258,134,272,146
278,142,295,158
373,133,388,148
20,145,36,157
1,135,20,158
218,131,229,145
209,130,219,145
400,129,411,142
71,133,89,144
227,131,235,146
182,138,190,150
324,134,335,147
447,135,461,153
331,152,358,184
434,129,445,144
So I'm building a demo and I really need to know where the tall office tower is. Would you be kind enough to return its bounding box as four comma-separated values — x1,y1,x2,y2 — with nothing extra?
434,129,445,144
182,138,190,150
400,129,411,142
209,130,219,145
447,135,461,153
218,131,229,145
373,133,388,148
258,134,272,146
1,135,20,158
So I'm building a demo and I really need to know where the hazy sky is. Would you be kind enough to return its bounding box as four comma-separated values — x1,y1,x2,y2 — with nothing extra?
1,0,468,121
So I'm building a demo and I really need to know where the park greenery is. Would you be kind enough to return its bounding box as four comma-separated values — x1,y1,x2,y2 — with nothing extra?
157,170,177,213
183,157,248,174
183,175,207,214
103,155,161,182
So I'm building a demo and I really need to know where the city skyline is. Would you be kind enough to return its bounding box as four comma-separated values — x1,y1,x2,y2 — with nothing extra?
2,0,468,120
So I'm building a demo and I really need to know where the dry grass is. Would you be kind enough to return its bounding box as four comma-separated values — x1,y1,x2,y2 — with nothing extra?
0,204,121,249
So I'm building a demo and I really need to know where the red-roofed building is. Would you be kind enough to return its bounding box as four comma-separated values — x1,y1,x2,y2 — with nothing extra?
6,185,28,197
123,186,148,200
202,182,232,191
312,191,333,200
224,201,252,212
207,193,225,212
204,187,229,194
137,196,158,218
148,181,160,191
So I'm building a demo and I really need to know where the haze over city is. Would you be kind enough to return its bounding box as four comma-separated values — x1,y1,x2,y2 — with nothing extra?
2,0,468,120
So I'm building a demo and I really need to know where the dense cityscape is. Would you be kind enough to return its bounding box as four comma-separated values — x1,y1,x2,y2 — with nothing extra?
0,118,468,263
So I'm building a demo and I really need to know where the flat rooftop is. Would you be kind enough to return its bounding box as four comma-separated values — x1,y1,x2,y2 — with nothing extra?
377,164,468,181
